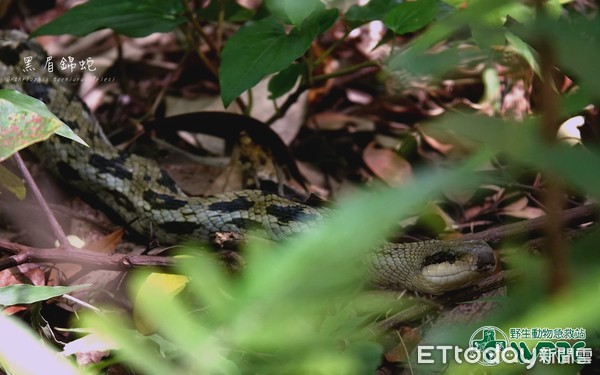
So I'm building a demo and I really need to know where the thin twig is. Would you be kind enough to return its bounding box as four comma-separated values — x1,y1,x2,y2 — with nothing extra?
265,84,309,126
12,153,72,249
183,0,219,54
313,29,352,67
62,294,101,312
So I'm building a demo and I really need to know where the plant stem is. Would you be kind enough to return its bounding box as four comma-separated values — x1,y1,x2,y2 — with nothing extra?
314,29,351,67
312,60,379,83
12,152,71,249
183,0,219,54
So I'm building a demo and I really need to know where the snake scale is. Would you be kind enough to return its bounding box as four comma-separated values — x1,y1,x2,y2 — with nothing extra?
0,31,496,294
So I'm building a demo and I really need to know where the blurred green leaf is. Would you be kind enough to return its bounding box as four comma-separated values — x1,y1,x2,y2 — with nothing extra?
0,89,87,162
31,0,186,38
382,0,438,35
0,284,90,307
0,314,80,375
345,0,401,29
0,165,25,200
82,156,485,374
427,113,600,198
265,0,325,27
505,31,540,76
512,14,600,101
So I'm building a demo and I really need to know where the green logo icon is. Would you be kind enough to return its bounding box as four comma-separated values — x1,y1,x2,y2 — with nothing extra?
469,326,509,366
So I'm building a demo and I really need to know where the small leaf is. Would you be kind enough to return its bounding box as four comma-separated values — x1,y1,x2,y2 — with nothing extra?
363,141,413,186
0,89,87,162
0,284,90,307
31,0,186,38
481,67,501,111
505,31,540,76
383,0,438,35
268,63,305,99
86,229,125,253
0,165,25,199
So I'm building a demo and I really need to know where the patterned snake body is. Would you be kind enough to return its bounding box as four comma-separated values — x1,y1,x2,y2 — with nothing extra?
0,31,496,294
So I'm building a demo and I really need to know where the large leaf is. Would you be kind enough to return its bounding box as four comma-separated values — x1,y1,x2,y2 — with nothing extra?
31,0,186,38
0,89,87,162
220,9,338,107
0,284,91,307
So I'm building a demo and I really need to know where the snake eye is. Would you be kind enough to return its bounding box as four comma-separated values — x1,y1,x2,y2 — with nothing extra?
422,250,457,267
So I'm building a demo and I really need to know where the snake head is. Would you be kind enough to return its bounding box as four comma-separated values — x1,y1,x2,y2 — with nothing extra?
416,240,497,294
370,239,496,294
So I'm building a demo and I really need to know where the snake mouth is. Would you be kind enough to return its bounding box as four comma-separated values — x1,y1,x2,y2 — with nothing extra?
419,241,496,294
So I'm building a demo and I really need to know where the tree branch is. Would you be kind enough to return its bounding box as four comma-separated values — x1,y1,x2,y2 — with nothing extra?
0,238,175,272
461,203,596,244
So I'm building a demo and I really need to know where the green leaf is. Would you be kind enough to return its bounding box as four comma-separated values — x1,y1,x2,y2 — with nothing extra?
505,31,540,76
303,8,339,36
268,63,305,99
0,284,91,307
383,0,439,35
31,0,186,38
220,10,337,107
345,0,402,29
471,24,506,50
427,114,600,198
220,17,307,107
266,0,324,27
0,89,88,162
514,15,600,101
0,165,25,200
83,157,484,373
285,0,323,28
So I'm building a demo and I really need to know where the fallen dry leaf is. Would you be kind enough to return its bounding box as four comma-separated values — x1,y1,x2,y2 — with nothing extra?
86,229,124,254
363,141,412,186
310,112,375,131
385,326,422,363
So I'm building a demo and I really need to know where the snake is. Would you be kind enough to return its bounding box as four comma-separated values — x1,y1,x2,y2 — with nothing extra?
0,30,496,294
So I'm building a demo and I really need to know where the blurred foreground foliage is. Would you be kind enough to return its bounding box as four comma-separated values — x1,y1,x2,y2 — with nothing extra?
3,0,599,373
82,162,483,374
79,2,600,372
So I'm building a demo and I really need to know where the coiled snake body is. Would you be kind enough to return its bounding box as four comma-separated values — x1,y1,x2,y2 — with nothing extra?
0,31,496,294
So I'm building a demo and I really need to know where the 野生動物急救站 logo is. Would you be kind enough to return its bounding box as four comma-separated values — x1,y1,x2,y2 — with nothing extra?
417,325,592,369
